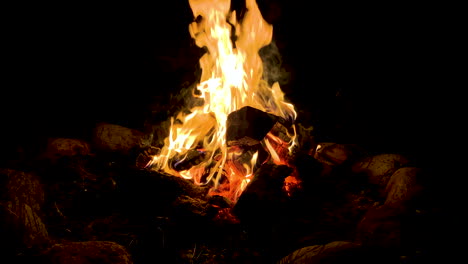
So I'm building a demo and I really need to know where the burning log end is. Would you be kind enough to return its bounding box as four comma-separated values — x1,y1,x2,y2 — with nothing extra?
255,163,294,183
136,146,160,168
226,106,279,146
232,163,293,221
170,149,208,171
208,194,234,209
227,144,270,171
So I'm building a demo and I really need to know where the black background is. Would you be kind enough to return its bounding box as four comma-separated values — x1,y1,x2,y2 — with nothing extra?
2,1,453,171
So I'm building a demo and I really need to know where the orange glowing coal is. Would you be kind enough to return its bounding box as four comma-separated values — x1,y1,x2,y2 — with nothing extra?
147,0,298,203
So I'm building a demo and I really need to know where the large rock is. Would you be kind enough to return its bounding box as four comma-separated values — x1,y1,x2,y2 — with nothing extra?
277,241,365,264
313,142,365,166
43,241,133,264
42,138,92,163
0,169,50,250
351,153,410,191
0,168,44,215
1,201,50,249
384,167,424,208
355,205,404,249
92,123,145,154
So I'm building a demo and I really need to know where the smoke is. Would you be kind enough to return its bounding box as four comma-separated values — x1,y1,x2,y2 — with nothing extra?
259,40,290,87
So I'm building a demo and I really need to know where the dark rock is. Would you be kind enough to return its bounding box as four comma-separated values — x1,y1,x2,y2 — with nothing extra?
171,195,215,220
384,167,424,208
42,138,93,163
116,169,210,219
0,169,50,251
313,142,366,166
277,241,366,264
0,168,45,213
355,205,405,249
92,123,145,155
351,153,410,193
0,201,50,251
42,241,133,264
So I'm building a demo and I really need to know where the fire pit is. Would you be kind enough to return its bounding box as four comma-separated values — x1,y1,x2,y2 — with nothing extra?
1,0,453,263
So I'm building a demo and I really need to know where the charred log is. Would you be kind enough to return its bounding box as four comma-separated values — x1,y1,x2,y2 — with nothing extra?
170,148,208,172
226,106,279,146
232,163,293,222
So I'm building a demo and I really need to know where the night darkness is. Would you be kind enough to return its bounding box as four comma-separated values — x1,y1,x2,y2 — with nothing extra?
3,1,449,175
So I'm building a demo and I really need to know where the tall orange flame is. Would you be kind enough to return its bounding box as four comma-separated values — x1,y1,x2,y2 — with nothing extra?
147,0,297,203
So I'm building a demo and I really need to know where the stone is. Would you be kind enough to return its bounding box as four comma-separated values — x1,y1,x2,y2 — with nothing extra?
43,138,92,162
351,153,410,190
384,167,424,208
0,168,44,214
277,241,364,264
92,123,145,154
355,205,404,249
313,142,365,166
43,241,133,264
1,201,50,250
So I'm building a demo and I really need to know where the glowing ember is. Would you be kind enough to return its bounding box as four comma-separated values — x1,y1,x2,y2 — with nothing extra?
147,0,298,203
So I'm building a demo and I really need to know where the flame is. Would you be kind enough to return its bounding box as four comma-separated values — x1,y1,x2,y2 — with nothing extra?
147,0,297,203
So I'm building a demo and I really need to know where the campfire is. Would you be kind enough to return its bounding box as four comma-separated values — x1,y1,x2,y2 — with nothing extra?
146,0,299,203
1,1,448,263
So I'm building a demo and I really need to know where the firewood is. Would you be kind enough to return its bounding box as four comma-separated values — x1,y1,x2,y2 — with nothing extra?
232,163,293,222
170,149,208,172
226,106,279,146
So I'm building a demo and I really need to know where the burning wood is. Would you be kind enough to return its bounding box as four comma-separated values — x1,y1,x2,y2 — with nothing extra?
226,106,279,147
146,0,297,203
170,148,209,172
232,163,293,222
